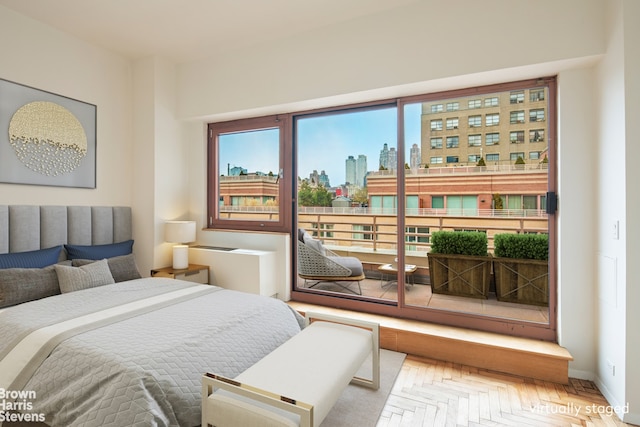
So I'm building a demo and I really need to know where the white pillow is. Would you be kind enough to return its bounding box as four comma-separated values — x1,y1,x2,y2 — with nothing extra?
55,258,115,293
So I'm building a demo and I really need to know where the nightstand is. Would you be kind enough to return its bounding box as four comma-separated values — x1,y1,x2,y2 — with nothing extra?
150,264,209,284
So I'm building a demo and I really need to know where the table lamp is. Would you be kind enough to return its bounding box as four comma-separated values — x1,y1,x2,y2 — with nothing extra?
165,221,196,269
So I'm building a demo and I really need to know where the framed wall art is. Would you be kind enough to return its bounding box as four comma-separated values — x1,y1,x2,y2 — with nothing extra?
0,78,96,188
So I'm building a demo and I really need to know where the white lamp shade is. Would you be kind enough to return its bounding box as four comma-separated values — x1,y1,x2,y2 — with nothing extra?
165,221,196,244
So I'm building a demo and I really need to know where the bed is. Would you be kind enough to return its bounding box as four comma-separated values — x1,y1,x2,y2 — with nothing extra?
0,205,303,426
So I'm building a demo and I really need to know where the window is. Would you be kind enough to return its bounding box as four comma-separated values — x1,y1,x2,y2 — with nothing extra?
485,113,499,126
432,196,444,208
468,99,481,109
430,137,443,149
510,131,525,143
530,129,545,142
446,136,459,148
510,91,524,104
530,88,545,102
405,226,429,243
510,152,525,161
468,115,481,127
484,97,499,107
510,111,525,124
431,104,443,113
446,118,459,130
446,102,459,111
353,224,372,240
207,115,288,232
529,151,541,160
468,134,481,147
446,156,459,163
485,132,500,145
430,156,443,164
530,109,545,122
468,154,482,162
486,153,499,162
430,119,443,131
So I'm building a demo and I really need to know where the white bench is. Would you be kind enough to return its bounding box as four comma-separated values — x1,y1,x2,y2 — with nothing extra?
202,312,380,427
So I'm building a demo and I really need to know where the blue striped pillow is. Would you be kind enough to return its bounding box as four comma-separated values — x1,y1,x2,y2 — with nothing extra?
0,246,63,269
64,240,134,260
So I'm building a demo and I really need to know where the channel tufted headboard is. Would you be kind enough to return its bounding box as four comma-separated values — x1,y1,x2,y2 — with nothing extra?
0,205,132,254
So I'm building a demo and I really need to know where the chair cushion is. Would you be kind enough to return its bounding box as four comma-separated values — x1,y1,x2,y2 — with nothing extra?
329,256,363,277
303,233,326,256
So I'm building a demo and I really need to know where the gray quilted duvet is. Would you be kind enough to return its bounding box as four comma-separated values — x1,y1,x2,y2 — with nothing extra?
0,278,304,426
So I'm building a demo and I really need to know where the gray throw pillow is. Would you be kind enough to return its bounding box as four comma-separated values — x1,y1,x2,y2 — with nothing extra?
55,259,115,293
0,264,63,308
303,233,326,256
72,254,141,283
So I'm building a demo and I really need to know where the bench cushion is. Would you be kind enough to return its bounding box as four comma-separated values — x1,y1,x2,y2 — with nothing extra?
206,321,372,426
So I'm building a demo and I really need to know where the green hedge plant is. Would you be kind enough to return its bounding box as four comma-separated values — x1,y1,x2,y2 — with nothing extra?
493,233,548,260
429,231,488,256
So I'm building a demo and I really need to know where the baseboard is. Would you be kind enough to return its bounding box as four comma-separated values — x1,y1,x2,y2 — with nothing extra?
288,301,573,384
594,376,634,423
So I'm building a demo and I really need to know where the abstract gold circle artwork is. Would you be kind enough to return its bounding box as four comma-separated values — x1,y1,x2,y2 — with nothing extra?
8,101,87,176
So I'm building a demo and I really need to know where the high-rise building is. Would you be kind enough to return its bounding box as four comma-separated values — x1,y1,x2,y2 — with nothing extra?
421,88,548,167
318,170,330,188
345,155,356,185
379,143,389,170
410,143,421,170
356,154,367,187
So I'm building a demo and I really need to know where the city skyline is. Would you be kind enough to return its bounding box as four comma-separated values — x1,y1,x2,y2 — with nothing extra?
218,104,422,187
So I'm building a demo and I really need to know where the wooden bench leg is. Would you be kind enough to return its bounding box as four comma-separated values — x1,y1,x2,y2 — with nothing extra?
304,311,380,390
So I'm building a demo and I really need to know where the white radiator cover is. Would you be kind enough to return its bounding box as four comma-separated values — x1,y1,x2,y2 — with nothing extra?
189,247,278,298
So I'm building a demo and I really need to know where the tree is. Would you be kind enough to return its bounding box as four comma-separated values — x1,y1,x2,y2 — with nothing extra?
352,187,368,205
298,181,332,207
477,157,486,167
515,156,525,165
492,193,504,210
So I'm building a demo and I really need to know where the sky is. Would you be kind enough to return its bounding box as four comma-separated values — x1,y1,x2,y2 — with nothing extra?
218,104,422,187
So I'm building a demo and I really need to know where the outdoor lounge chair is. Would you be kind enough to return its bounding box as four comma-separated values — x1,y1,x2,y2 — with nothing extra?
297,232,365,295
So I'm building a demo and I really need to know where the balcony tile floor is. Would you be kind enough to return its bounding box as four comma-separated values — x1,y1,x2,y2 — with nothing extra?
297,275,549,324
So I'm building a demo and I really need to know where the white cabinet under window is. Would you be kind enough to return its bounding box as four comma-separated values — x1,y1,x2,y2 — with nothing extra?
189,246,278,298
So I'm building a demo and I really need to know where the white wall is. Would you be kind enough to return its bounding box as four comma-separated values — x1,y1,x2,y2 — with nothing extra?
622,0,640,421
0,6,134,207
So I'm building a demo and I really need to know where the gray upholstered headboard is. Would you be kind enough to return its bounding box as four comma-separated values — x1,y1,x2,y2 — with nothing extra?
0,206,132,254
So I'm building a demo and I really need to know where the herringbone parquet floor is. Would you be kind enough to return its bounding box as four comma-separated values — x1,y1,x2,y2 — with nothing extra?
378,355,635,427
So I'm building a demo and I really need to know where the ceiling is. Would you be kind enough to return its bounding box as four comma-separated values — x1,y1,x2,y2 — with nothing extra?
0,0,418,63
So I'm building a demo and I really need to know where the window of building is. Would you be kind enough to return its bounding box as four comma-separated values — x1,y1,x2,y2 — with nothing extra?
468,115,481,127
468,99,481,109
510,152,525,161
529,151,541,160
431,104,444,113
530,88,545,102
446,118,459,130
207,115,288,232
530,129,545,142
468,154,482,162
352,224,372,240
510,131,525,143
484,97,499,107
510,91,525,104
430,156,443,164
430,137,443,149
485,132,500,145
446,136,459,148
468,134,482,147
530,109,545,122
430,119,443,130
485,113,499,126
486,153,499,162
510,111,525,124
446,156,459,163
405,226,429,243
446,102,459,111
432,196,444,209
